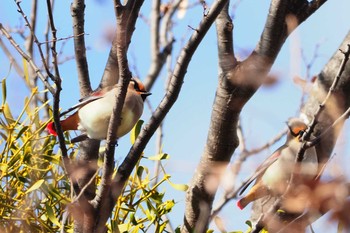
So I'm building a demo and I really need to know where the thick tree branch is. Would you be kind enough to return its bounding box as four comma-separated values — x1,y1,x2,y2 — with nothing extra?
108,0,231,222
92,1,144,232
183,0,328,232
183,4,237,232
69,1,100,232
255,0,327,60
71,0,92,96
99,27,120,88
144,0,176,91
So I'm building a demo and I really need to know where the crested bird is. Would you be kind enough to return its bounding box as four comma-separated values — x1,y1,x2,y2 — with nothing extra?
47,78,151,143
237,118,318,210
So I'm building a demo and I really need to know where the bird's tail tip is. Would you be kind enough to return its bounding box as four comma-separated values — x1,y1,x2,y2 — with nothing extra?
236,199,246,210
47,122,58,136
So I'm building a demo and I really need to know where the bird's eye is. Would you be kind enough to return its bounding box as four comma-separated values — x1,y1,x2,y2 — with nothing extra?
131,79,140,91
298,130,305,138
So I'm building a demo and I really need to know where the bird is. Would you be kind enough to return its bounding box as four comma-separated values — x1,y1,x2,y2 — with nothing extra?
237,118,318,210
47,78,151,143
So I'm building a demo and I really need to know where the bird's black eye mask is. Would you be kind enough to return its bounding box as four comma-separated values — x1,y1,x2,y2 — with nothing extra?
130,78,140,91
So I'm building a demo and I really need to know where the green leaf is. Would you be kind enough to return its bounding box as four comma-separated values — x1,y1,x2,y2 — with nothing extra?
137,166,144,179
1,78,6,105
118,223,131,233
130,120,144,145
15,126,28,140
23,58,30,85
3,103,15,125
245,220,252,228
158,222,167,232
130,213,137,225
0,163,8,176
45,203,61,226
131,225,140,233
146,153,170,161
159,200,174,213
166,177,189,191
25,179,45,194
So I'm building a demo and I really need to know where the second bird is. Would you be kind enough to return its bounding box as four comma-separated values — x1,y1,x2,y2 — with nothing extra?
237,118,318,210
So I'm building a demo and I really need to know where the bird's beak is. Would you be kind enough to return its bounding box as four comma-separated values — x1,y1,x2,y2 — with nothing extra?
141,92,151,101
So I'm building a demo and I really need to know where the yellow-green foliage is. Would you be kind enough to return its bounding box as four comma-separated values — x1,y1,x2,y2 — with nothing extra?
0,79,71,232
0,79,184,232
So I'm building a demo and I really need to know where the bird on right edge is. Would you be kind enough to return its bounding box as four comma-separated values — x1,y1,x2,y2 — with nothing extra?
237,118,318,210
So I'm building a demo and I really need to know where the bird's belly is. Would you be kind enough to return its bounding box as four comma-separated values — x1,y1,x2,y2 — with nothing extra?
262,147,318,194
117,109,138,138
77,100,141,140
78,101,112,139
262,161,291,194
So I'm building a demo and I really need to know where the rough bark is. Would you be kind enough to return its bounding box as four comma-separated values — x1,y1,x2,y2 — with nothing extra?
182,0,328,232
70,1,100,232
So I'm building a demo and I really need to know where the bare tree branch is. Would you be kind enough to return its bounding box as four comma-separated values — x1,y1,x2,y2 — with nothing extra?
0,24,54,94
24,0,38,90
110,0,231,212
182,0,328,232
92,1,145,232
144,0,175,91
71,0,92,96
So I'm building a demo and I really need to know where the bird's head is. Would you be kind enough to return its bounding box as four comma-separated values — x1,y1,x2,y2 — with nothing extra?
130,78,151,101
286,118,308,141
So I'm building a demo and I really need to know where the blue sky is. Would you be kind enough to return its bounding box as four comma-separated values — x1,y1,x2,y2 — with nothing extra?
1,0,350,232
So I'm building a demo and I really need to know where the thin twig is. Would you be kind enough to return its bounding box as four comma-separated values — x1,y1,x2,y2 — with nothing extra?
0,23,55,94
301,44,350,145
44,0,69,163
38,33,86,45
210,128,287,220
308,105,350,148
15,1,55,81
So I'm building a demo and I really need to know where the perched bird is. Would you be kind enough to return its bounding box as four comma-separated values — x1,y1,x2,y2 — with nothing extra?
47,78,151,142
237,118,318,210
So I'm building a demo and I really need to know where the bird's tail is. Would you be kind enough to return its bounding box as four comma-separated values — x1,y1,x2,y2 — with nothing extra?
237,197,250,210
46,112,79,136
236,181,269,210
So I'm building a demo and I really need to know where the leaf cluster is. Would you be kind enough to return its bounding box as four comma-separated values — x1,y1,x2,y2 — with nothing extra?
0,79,71,232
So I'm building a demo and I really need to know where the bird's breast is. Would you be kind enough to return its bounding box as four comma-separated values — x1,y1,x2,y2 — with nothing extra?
77,91,144,140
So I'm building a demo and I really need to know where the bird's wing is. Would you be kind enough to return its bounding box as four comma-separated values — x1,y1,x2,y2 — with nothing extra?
238,145,286,196
59,88,112,117
59,95,104,116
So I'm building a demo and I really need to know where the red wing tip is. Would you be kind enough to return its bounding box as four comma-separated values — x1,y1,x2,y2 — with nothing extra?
237,200,244,210
47,122,58,136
